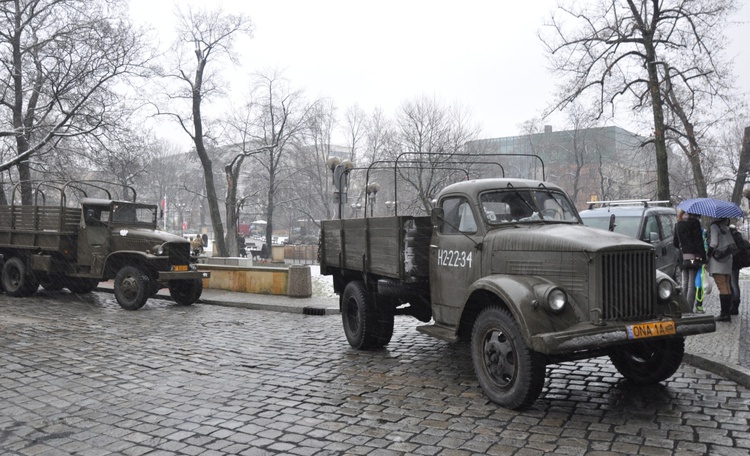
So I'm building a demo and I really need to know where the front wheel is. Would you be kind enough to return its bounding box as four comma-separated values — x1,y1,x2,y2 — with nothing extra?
168,279,203,306
341,281,393,350
2,257,39,297
471,306,546,410
114,266,150,311
609,337,685,384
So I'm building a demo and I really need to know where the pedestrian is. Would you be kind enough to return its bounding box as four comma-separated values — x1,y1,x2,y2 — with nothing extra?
190,236,203,256
707,217,737,322
237,234,247,258
674,210,707,313
729,224,750,315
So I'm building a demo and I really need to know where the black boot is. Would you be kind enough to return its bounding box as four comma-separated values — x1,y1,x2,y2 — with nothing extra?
717,295,732,322
730,298,740,316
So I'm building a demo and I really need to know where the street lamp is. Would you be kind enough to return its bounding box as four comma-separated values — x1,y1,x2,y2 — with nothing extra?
350,202,362,218
366,182,380,217
326,156,354,219
385,200,395,215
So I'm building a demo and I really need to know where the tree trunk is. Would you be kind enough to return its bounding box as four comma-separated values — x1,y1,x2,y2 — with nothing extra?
732,127,750,205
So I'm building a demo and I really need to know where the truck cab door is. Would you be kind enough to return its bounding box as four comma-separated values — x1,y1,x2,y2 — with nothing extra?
429,196,483,327
78,206,111,274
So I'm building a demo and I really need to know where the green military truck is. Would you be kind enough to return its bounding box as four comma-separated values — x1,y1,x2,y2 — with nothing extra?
319,160,716,410
0,180,208,310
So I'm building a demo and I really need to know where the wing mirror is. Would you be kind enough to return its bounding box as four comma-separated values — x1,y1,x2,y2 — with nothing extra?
431,207,444,229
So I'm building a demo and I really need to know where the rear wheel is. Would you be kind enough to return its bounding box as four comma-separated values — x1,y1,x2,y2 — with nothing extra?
341,281,393,350
168,279,203,306
471,306,546,410
609,337,685,384
2,257,39,297
114,266,150,310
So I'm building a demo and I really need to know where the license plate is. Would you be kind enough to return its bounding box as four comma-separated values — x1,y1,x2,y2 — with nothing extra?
172,265,188,271
626,320,676,340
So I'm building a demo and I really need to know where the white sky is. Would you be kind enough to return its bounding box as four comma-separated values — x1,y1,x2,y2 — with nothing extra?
128,0,750,149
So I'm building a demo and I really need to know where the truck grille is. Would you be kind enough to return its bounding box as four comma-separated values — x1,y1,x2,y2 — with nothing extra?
599,250,655,321
170,242,190,265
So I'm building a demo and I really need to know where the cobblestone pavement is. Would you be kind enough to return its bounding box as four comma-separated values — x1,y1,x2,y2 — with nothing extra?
2,291,750,456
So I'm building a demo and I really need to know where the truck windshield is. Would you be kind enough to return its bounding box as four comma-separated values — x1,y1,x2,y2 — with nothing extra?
111,204,156,225
480,189,579,225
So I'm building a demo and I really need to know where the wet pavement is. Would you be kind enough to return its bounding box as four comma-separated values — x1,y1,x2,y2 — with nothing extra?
0,277,748,455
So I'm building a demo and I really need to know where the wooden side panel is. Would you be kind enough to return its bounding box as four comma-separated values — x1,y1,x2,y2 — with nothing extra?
321,219,342,268
0,205,80,251
322,216,432,281
342,218,367,271
367,217,402,278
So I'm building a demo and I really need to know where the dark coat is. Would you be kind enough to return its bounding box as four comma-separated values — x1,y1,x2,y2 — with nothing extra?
674,217,705,258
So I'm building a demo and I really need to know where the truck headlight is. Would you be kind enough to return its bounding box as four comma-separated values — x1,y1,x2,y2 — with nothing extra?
545,287,567,313
657,278,675,301
153,244,165,256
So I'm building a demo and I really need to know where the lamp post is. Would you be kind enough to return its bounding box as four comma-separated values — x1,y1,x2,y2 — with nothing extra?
385,200,395,215
326,156,354,219
366,182,380,217
350,203,362,218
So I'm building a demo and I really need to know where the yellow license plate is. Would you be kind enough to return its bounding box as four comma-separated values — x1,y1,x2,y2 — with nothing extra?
172,265,188,271
626,320,676,340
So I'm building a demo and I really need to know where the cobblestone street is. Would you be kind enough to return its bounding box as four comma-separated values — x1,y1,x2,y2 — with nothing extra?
1,290,749,455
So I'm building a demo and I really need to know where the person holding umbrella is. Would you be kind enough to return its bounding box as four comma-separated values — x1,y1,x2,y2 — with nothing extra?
678,198,743,322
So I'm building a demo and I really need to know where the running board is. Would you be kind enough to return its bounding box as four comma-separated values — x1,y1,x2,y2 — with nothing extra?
416,324,458,343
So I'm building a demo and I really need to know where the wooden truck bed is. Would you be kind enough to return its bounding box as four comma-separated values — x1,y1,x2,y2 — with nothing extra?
321,215,432,281
0,205,81,252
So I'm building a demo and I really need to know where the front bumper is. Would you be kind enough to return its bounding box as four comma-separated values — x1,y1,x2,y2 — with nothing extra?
531,314,716,355
158,270,211,281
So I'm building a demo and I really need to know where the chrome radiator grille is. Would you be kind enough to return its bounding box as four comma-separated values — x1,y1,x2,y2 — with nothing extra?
599,250,655,320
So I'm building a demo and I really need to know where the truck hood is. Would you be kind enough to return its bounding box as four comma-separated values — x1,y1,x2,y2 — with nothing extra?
486,224,650,253
113,228,188,244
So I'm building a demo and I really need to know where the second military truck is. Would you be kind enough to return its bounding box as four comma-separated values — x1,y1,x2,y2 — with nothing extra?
319,158,716,410
0,180,208,310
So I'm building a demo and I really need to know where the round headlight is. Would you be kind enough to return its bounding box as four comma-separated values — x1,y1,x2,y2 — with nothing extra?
657,278,674,301
546,288,567,313
156,245,165,256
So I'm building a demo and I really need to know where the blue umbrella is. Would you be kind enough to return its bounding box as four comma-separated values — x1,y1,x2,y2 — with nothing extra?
677,198,743,219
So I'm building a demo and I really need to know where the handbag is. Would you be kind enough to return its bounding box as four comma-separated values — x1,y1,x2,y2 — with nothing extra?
712,243,738,260
682,258,703,269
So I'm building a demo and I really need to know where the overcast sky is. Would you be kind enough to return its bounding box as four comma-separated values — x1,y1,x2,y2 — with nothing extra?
128,0,750,148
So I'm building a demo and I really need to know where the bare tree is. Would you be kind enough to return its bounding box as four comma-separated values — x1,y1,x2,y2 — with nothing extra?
156,5,253,257
394,95,480,213
0,0,151,203
241,71,312,255
541,0,739,201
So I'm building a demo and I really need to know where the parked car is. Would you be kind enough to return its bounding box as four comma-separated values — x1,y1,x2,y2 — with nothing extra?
579,200,681,279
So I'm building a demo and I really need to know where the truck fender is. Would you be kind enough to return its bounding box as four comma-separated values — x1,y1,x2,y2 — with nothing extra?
465,274,581,348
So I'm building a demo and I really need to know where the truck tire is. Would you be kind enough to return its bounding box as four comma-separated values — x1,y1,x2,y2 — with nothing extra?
66,278,99,294
471,306,546,410
168,279,202,306
342,281,392,350
2,257,39,297
114,266,150,311
608,337,685,385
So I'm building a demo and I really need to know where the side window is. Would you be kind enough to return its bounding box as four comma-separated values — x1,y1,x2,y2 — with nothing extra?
642,215,660,241
659,214,674,239
441,197,477,235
